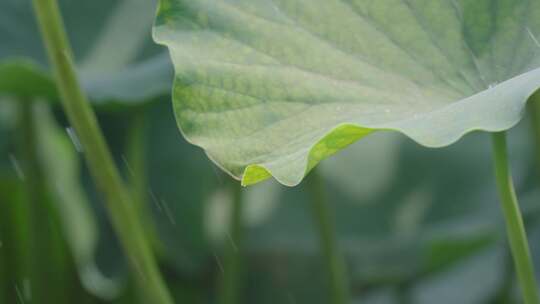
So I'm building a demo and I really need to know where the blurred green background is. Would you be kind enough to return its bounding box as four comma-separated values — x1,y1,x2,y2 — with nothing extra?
1,0,540,303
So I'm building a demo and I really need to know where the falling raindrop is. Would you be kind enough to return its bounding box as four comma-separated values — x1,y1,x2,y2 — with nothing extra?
15,284,25,304
213,251,225,274
65,127,84,152
148,188,163,212
121,155,134,176
225,232,238,252
23,279,31,301
9,154,25,180
160,199,177,225
526,27,540,48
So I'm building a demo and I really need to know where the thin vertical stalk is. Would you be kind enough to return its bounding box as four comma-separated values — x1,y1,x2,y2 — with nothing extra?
0,229,5,304
20,102,74,304
19,101,48,304
1,104,32,304
31,1,173,303
218,182,244,304
396,282,413,304
492,132,540,304
490,250,516,304
306,170,350,304
125,110,161,253
528,93,540,174
126,111,147,212
0,182,31,304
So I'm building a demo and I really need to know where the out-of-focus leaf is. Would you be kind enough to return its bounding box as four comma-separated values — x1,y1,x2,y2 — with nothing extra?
0,0,172,105
244,252,330,304
154,0,540,186
244,132,501,279
33,104,122,300
355,288,399,304
237,115,537,302
411,245,505,304
0,60,57,100
85,54,172,106
205,179,280,243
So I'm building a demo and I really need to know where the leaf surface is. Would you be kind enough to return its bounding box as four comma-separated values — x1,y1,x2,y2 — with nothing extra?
154,0,540,186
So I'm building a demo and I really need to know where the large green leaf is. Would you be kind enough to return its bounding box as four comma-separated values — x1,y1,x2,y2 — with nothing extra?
0,0,172,104
154,0,540,186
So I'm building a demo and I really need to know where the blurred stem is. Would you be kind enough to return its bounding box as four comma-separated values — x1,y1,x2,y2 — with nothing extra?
529,94,540,174
218,182,244,304
19,101,47,304
125,110,162,253
492,132,540,304
306,170,350,304
126,111,147,214
20,102,73,304
1,105,33,304
0,231,5,304
490,249,516,304
0,183,31,304
396,282,413,304
31,1,173,303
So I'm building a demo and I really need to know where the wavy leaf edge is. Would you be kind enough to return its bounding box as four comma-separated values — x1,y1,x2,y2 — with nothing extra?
161,60,540,186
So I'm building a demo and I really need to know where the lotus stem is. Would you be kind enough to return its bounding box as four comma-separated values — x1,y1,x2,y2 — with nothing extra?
31,1,173,303
16,102,41,304
125,110,162,253
306,169,350,304
492,132,540,304
218,181,244,304
529,93,540,175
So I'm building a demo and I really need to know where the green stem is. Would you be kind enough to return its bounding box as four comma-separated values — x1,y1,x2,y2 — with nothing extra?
126,111,147,212
0,181,31,304
490,249,515,304
31,1,173,303
0,230,5,304
0,104,32,304
492,132,540,304
19,101,48,304
396,282,413,304
125,110,162,254
528,93,540,174
306,170,350,304
218,182,244,304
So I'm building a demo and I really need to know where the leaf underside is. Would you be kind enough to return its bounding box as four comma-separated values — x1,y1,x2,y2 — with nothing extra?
154,0,540,186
